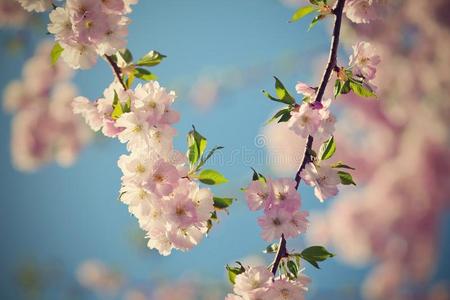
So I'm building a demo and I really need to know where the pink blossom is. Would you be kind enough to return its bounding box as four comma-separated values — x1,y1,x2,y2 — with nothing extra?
344,0,378,24
258,207,308,241
295,82,316,98
145,159,180,196
264,178,300,212
350,41,381,81
266,277,307,300
244,180,272,211
301,163,340,202
287,103,322,138
233,266,273,296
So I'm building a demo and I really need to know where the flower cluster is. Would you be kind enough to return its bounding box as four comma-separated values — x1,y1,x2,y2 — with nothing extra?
245,176,309,242
2,40,91,171
47,0,138,69
226,265,310,300
73,80,218,256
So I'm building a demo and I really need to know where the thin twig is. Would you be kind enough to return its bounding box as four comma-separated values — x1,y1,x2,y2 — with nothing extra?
105,55,128,90
271,0,346,276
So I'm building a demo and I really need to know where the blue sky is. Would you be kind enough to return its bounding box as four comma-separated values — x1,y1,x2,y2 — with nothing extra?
1,1,449,299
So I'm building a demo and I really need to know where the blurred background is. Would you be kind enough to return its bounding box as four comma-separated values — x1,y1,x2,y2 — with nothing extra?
0,0,449,299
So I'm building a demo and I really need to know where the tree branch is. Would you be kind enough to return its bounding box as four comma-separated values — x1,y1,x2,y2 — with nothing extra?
270,0,346,277
313,0,346,105
270,234,287,275
105,55,128,91
294,0,346,190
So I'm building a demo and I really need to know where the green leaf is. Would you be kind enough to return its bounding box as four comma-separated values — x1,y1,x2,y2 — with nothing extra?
349,80,376,98
267,108,292,124
50,42,64,65
195,146,224,171
287,260,299,278
111,91,131,120
308,15,322,31
120,49,133,64
318,136,336,160
338,171,356,185
274,76,296,105
300,246,335,269
134,68,157,81
136,50,166,67
226,262,245,285
111,91,123,120
263,243,279,254
187,126,207,166
251,168,266,183
331,162,355,170
289,5,317,23
198,169,228,185
213,197,234,210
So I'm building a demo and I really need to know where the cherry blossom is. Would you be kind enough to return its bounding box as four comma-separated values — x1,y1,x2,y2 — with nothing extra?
349,41,381,81
301,162,341,202
47,0,138,69
3,41,91,171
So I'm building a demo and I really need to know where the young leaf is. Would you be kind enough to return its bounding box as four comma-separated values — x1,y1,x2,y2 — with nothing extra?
119,49,133,64
287,260,299,278
331,162,355,170
337,171,356,185
274,76,296,105
289,5,317,23
267,108,292,124
187,126,207,166
111,91,129,120
134,68,157,81
251,168,266,182
300,246,335,269
136,51,166,67
318,136,336,160
213,197,235,210
349,80,376,98
198,169,228,185
50,42,64,65
308,15,322,31
263,243,279,254
226,262,245,285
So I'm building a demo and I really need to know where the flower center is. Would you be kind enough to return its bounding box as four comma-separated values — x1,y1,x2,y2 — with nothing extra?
153,173,164,182
136,164,146,173
272,218,282,226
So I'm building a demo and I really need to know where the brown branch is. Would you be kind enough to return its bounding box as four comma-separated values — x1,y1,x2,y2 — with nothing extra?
270,0,346,277
294,0,346,190
270,234,287,275
105,55,128,90
313,0,346,105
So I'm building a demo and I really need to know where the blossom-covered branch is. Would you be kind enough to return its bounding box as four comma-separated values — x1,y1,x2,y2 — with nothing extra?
272,0,345,278
226,0,382,298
